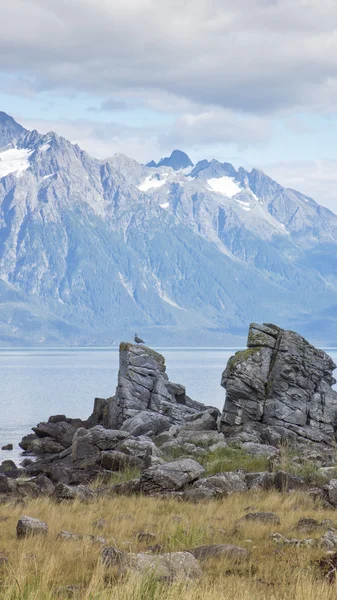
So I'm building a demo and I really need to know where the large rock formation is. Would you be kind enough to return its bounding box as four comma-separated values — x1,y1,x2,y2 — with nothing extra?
107,342,207,430
220,323,337,444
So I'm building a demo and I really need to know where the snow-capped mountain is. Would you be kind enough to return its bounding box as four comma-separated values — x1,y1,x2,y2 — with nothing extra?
0,112,336,346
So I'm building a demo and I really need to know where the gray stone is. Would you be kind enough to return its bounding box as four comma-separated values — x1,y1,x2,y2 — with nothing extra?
52,483,96,502
176,430,225,447
0,460,16,473
327,479,337,506
274,470,305,492
245,472,275,490
140,458,204,493
107,343,209,430
16,516,48,538
58,531,106,544
102,547,201,581
100,451,142,471
187,472,247,499
1,444,13,451
241,512,280,524
320,530,337,551
241,442,279,459
189,544,248,561
183,409,220,431
31,438,65,454
120,411,171,437
117,437,161,460
220,323,337,444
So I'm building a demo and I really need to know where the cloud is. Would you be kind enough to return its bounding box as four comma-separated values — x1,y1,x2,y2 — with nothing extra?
2,0,337,115
160,109,271,149
264,159,337,213
20,116,162,161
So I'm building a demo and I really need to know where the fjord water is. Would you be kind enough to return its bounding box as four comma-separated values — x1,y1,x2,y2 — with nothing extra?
1,347,336,464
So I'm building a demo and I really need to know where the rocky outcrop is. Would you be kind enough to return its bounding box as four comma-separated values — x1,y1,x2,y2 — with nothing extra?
107,343,208,429
220,323,337,444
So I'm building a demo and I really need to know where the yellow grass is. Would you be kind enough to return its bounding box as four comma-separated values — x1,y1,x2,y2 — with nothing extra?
0,490,336,599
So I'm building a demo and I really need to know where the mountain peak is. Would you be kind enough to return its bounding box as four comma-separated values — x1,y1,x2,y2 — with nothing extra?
0,112,26,149
148,149,194,171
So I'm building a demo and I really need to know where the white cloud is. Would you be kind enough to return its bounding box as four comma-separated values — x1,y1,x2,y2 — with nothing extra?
2,0,337,115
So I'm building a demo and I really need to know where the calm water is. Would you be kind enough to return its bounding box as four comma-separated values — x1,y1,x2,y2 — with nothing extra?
1,347,336,465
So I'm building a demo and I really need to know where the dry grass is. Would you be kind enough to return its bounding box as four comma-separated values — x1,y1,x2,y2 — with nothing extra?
0,490,336,598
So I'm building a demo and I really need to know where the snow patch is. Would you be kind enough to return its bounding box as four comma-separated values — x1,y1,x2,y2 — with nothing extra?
39,143,51,152
235,199,251,207
118,273,134,299
160,292,183,309
41,173,54,181
0,148,33,178
207,176,241,197
160,202,169,209
138,176,167,192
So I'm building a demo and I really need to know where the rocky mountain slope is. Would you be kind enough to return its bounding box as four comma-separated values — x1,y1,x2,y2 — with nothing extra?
0,112,336,345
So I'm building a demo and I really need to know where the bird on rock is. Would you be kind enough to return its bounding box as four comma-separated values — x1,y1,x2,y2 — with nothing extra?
134,333,145,344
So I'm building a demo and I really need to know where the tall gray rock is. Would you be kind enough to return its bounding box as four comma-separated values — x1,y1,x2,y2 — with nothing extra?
108,342,207,429
220,323,337,444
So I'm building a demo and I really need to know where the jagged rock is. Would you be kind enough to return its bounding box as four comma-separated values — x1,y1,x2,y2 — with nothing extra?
16,516,48,538
107,343,208,430
19,433,38,452
52,483,96,502
241,442,279,458
185,472,247,501
102,546,201,581
176,430,225,447
327,479,337,507
245,472,275,490
320,530,337,551
31,438,65,454
0,460,16,473
120,411,171,437
274,471,305,492
117,437,161,459
139,459,204,493
100,451,142,471
220,323,337,444
271,533,316,547
2,444,13,451
0,475,17,494
32,420,82,448
183,409,220,431
33,475,55,496
189,544,248,561
107,478,141,496
240,512,280,524
71,426,130,464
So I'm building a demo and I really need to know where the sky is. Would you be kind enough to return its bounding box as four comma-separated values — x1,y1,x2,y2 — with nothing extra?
1,0,337,211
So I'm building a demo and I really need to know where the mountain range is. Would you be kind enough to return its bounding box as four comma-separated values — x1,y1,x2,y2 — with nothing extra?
0,111,336,346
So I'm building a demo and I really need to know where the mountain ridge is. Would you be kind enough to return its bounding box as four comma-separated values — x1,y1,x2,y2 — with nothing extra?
0,112,336,346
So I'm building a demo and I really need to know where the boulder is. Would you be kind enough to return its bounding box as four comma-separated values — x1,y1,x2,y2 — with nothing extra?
245,472,275,490
107,343,209,430
220,323,337,444
274,471,305,492
102,547,201,581
31,438,65,454
327,479,337,507
52,483,96,502
140,459,204,493
16,516,48,538
100,451,142,471
176,430,225,447
1,444,13,451
120,411,171,437
189,544,248,561
183,409,220,431
186,472,247,500
241,442,279,459
0,460,16,473
71,426,130,464
240,512,280,524
117,437,161,460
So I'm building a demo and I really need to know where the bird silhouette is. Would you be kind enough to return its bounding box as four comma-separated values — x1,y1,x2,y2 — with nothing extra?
134,333,145,344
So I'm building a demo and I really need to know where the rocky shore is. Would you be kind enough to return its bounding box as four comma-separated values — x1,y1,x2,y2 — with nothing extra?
0,323,336,507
